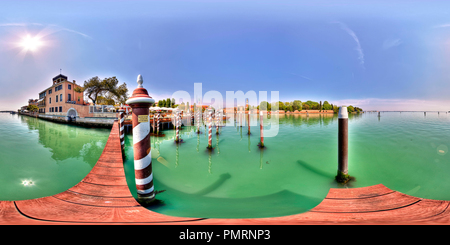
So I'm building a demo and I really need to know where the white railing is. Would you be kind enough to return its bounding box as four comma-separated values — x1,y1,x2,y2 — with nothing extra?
89,105,116,113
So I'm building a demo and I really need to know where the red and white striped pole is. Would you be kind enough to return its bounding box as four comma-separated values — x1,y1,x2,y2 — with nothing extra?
259,110,264,148
125,75,156,205
215,110,219,135
156,110,160,135
118,105,125,151
207,110,213,149
197,110,200,133
175,110,180,142
152,111,155,133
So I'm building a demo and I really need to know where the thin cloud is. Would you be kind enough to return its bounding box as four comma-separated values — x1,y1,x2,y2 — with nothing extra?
0,22,92,39
383,38,402,50
290,73,313,81
59,27,92,39
433,23,450,28
331,21,365,68
47,24,92,39
0,23,43,27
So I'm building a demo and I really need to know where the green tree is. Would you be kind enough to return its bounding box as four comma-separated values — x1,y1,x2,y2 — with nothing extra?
27,104,39,112
278,101,286,111
259,101,271,111
322,101,332,110
96,95,115,105
333,105,339,113
74,76,128,105
304,100,319,110
293,100,302,111
347,105,355,113
166,98,171,108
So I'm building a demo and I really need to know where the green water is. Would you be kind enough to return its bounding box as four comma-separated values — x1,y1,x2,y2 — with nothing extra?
0,114,110,200
1,112,449,219
123,112,450,218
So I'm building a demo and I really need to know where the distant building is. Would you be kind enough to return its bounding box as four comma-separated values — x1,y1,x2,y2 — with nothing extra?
28,99,38,106
37,74,88,117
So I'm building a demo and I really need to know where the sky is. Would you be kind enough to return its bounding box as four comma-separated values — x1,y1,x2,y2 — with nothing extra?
1,0,450,111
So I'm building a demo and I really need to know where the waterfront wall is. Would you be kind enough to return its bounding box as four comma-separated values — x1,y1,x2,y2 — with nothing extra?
37,114,115,127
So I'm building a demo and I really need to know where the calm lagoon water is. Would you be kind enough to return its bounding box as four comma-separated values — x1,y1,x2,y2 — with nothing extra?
0,113,110,201
123,112,450,218
1,112,449,219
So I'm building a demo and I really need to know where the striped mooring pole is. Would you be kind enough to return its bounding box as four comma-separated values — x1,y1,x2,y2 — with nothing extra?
152,111,155,133
156,110,160,135
175,110,180,142
207,109,213,149
215,110,219,135
197,110,201,133
336,106,350,183
125,74,156,205
259,110,264,148
118,105,125,151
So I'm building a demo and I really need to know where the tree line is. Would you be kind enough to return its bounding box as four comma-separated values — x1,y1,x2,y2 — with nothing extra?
257,100,363,113
157,98,177,108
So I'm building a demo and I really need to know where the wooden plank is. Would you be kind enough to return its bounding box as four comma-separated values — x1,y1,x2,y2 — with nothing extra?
325,184,394,199
69,181,133,198
311,191,420,213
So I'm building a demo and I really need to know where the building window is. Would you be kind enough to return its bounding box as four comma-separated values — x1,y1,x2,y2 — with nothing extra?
49,97,51,104
59,106,62,112
68,84,71,90
68,94,71,101
54,107,57,112
48,89,52,94
60,94,62,102
56,95,58,102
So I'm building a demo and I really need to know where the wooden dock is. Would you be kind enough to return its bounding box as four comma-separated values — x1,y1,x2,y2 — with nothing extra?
1,121,450,225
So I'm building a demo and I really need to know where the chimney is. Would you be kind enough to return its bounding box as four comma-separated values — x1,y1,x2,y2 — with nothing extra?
73,80,76,84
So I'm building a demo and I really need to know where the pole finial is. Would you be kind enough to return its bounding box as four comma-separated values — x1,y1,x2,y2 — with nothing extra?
137,74,143,88
338,106,348,119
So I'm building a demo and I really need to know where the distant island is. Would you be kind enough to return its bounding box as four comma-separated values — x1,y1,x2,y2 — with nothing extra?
256,100,363,113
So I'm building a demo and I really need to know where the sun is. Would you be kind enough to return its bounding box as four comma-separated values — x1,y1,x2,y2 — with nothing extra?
19,34,43,52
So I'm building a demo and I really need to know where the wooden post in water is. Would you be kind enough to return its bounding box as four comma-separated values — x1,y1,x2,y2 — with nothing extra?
336,106,350,183
259,110,264,148
126,74,156,205
247,100,251,135
175,110,180,143
155,110,160,135
196,110,200,133
215,110,219,135
207,109,213,149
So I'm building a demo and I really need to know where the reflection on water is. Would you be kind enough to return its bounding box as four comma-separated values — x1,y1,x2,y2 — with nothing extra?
21,116,107,163
0,114,110,200
124,111,450,218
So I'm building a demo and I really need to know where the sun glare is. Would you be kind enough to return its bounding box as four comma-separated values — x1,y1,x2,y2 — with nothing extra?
19,34,43,52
